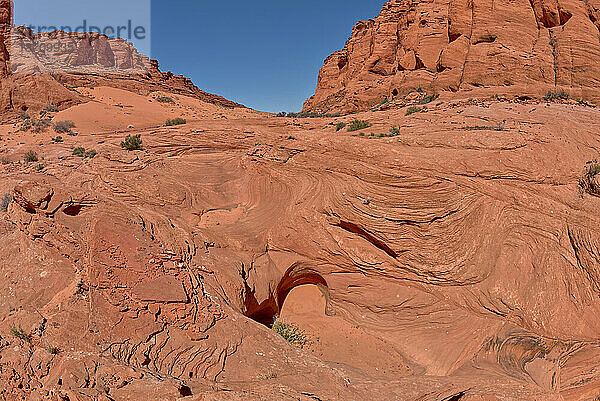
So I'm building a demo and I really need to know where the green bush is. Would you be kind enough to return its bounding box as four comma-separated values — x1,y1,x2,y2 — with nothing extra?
406,106,426,116
272,320,306,346
347,119,371,132
419,94,439,104
19,112,30,120
51,136,63,143
72,147,86,157
389,126,401,136
544,90,570,101
43,103,59,113
165,117,187,126
24,150,38,163
335,122,347,131
53,120,75,133
121,134,143,151
156,96,175,104
10,326,30,342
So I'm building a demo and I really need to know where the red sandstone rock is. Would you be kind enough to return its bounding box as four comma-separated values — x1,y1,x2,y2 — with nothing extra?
304,0,600,114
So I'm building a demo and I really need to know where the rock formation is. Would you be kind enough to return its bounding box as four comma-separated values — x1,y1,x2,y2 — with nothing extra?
304,0,600,113
0,0,243,119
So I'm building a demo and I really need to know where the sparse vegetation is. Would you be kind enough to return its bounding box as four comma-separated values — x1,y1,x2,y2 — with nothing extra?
1,158,10,165
51,136,63,143
165,117,187,126
1,193,11,212
43,103,59,113
466,123,506,131
53,120,75,134
20,118,51,133
282,112,340,118
35,164,44,172
156,96,175,104
419,94,439,104
121,134,143,151
335,122,347,131
579,162,600,196
72,147,97,158
347,119,371,132
544,90,570,101
406,106,427,116
24,151,39,163
272,320,306,346
46,345,59,355
10,326,30,342
389,126,401,136
19,112,30,120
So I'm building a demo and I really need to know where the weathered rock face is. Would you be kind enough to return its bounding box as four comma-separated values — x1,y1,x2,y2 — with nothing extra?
0,1,243,119
304,0,600,113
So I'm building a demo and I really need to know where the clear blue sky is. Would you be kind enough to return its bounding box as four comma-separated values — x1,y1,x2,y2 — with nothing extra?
151,1,385,112
14,0,385,112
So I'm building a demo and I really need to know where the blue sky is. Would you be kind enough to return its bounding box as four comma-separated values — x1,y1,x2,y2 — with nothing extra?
150,1,385,112
14,1,385,112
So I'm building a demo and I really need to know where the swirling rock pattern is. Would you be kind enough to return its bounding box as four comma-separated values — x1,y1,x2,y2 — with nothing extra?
1,91,600,400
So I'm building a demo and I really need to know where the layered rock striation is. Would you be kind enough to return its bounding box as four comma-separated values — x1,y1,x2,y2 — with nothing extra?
304,0,600,113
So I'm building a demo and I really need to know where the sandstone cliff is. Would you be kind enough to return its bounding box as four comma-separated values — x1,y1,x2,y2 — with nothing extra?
0,1,243,118
304,0,600,113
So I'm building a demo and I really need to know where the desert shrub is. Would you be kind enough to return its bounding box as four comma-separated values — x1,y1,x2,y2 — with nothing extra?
51,136,63,143
272,320,306,346
19,112,30,120
24,150,38,163
165,117,187,126
276,112,287,117
406,106,426,116
466,124,506,131
579,162,600,196
335,122,347,131
47,345,59,355
43,103,59,113
285,112,340,118
544,90,569,101
419,94,439,104
32,118,51,133
1,193,11,212
72,147,86,157
389,126,401,136
121,134,143,151
347,119,371,132
35,163,44,172
1,158,10,165
53,120,75,133
10,326,30,342
85,150,97,158
156,96,175,104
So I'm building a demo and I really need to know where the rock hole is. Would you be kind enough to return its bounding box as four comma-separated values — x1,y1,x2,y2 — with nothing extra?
392,88,399,97
57,378,63,386
442,391,465,401
559,9,572,25
414,55,425,70
337,56,348,70
244,264,330,328
179,384,192,397
474,34,496,44
141,356,150,366
63,204,82,216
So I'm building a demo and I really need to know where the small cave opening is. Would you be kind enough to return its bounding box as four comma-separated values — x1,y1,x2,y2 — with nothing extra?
243,264,330,328
414,56,425,70
63,204,82,216
442,392,465,401
392,88,399,97
337,56,348,70
178,384,192,397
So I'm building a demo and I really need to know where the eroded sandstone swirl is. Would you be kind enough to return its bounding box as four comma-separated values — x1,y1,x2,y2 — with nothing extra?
1,93,600,400
304,0,600,113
